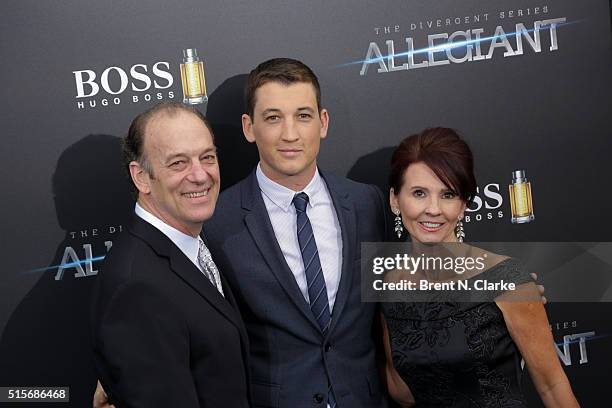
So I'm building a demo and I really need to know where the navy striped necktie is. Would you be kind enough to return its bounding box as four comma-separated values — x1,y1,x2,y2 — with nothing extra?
292,192,338,408
293,192,331,333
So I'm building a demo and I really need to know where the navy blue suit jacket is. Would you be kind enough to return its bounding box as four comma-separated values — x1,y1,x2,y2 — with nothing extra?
204,170,388,408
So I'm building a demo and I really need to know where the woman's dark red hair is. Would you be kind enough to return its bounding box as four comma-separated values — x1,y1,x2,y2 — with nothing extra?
389,127,477,204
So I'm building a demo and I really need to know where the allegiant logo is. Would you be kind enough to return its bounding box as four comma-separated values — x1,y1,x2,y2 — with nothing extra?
72,61,176,109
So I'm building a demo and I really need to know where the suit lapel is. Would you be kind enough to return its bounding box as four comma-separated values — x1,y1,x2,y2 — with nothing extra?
320,171,356,336
241,172,321,333
129,216,243,333
208,237,250,349
211,247,251,391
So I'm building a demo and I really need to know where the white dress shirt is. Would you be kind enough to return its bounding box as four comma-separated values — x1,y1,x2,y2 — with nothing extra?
256,164,343,312
135,203,202,271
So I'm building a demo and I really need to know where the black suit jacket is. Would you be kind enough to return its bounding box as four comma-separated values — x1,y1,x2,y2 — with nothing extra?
204,170,388,408
91,215,250,408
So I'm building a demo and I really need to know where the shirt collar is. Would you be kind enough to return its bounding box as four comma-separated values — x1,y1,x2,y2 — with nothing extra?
134,202,200,263
256,163,325,212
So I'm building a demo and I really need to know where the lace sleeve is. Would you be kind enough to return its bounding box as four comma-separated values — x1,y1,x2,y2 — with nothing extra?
480,258,535,301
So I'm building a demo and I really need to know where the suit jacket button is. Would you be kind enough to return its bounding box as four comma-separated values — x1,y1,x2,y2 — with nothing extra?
313,393,324,403
324,343,332,352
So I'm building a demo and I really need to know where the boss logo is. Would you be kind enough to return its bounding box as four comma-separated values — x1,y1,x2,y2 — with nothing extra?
465,183,504,222
73,62,173,97
72,62,175,109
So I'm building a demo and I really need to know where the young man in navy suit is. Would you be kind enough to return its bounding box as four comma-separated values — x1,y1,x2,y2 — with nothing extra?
203,58,389,408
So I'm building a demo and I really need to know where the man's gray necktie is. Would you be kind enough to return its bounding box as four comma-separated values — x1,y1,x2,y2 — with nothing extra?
197,238,225,297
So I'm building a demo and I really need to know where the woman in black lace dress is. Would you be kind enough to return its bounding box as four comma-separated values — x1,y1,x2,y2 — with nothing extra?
382,128,578,407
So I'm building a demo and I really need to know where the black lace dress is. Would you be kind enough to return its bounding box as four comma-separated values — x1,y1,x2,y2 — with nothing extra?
382,258,533,407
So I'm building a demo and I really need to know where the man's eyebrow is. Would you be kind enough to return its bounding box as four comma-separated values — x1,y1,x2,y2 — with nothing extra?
164,146,217,162
162,152,186,163
297,107,315,113
261,108,281,116
201,146,218,155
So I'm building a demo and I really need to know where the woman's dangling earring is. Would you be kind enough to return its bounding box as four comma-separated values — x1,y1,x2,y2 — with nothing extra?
393,209,403,239
455,215,465,242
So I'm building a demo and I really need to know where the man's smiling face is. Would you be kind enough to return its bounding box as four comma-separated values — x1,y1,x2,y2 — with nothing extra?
135,110,220,236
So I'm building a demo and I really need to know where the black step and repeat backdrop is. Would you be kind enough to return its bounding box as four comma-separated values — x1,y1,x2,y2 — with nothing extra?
1,1,611,406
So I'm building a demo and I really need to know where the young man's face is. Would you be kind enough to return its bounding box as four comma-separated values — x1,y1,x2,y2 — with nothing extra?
242,81,329,190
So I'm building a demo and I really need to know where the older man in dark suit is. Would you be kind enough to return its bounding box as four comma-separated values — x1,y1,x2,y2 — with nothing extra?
90,102,250,408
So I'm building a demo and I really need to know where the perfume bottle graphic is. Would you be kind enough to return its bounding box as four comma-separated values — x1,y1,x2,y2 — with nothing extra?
509,170,535,224
180,48,207,105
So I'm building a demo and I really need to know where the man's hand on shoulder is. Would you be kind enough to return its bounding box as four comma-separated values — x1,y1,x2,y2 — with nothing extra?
93,380,114,408
530,272,547,304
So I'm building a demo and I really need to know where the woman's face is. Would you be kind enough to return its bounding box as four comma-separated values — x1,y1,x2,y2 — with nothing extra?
390,162,466,243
